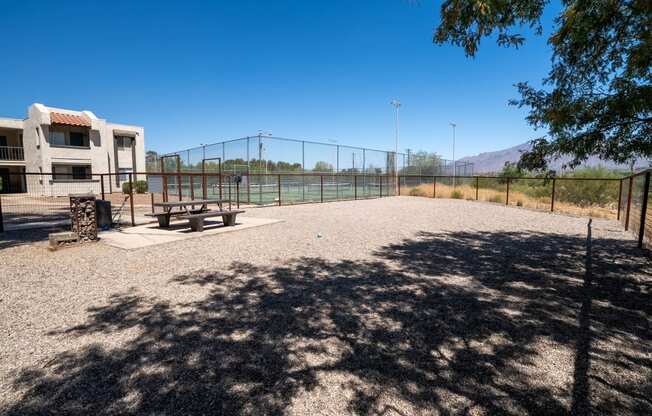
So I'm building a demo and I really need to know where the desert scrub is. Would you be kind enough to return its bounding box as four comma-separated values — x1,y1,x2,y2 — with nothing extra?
409,187,428,197
450,190,463,199
488,194,504,204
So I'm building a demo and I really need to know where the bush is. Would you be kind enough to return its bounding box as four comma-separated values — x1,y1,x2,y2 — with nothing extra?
134,180,148,193
409,187,428,197
488,194,504,204
122,180,148,194
450,190,463,199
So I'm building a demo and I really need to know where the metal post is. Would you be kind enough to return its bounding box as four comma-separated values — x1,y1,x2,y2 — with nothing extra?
236,180,239,209
551,178,556,212
320,175,324,203
190,175,194,200
475,176,479,200
625,177,633,231
100,174,105,200
107,153,113,194
228,177,232,210
354,175,357,200
277,174,281,206
176,155,182,201
506,178,510,205
379,175,382,198
128,173,135,226
617,179,623,220
0,194,4,233
433,176,436,198
398,175,401,196
637,171,650,248
150,192,155,213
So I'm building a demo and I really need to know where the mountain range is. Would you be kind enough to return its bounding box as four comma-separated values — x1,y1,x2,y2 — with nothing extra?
457,142,651,174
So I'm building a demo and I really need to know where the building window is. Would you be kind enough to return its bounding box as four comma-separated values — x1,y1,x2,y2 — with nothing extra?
49,131,66,146
115,136,133,149
49,128,89,147
118,167,132,182
0,136,6,147
52,164,92,180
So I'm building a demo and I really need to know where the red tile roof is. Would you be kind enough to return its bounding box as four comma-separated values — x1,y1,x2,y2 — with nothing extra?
50,112,91,127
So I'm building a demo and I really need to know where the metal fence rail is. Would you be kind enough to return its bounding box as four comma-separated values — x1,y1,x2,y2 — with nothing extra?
619,169,651,248
159,135,474,177
1,170,649,250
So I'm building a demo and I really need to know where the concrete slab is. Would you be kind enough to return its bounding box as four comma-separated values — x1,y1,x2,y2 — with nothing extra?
99,216,283,250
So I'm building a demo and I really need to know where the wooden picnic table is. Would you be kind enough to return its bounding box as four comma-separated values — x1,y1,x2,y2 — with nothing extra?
146,198,223,227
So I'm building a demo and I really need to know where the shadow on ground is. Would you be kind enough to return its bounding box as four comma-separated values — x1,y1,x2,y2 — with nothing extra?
3,225,651,415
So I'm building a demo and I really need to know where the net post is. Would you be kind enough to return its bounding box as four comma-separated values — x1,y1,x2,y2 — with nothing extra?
637,171,650,248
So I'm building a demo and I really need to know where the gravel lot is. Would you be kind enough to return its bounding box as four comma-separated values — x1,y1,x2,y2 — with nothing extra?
1,197,650,415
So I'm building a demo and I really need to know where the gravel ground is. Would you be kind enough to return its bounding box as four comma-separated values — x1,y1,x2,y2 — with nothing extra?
0,197,650,415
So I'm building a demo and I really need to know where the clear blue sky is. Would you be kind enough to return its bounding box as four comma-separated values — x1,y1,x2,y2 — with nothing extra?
2,0,560,159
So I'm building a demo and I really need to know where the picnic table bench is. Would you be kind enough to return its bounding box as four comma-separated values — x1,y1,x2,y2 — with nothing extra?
145,198,223,227
179,210,245,232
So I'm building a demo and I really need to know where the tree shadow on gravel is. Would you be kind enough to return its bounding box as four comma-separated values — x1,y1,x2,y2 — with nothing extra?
4,227,651,415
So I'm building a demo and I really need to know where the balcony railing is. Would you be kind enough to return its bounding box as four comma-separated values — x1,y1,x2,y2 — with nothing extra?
0,146,24,161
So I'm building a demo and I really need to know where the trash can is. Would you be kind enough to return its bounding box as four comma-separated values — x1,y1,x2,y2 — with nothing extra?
95,200,112,231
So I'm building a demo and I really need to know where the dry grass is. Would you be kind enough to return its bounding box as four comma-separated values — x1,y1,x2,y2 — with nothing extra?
402,183,618,219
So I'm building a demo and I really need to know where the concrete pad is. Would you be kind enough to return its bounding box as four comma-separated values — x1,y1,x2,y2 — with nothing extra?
99,216,283,250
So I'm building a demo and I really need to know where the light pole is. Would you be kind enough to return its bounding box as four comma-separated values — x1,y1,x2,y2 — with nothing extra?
391,99,401,193
450,122,456,187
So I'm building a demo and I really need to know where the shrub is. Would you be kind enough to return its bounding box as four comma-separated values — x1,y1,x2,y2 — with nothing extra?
488,194,504,204
122,180,148,194
450,190,463,199
134,180,148,193
409,187,428,197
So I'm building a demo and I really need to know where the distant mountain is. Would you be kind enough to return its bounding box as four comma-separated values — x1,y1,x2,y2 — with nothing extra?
458,142,651,174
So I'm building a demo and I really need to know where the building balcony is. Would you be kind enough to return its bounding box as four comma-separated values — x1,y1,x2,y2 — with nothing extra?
0,146,24,161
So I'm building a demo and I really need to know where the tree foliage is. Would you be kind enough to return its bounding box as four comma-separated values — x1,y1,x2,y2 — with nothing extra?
434,0,651,171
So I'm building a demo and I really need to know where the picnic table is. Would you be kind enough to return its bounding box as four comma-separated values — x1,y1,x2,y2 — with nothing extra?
146,198,223,227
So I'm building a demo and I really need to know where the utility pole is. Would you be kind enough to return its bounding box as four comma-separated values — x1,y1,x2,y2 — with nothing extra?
391,99,401,193
450,122,456,187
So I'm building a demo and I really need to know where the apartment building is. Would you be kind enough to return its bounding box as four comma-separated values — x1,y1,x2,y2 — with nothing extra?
0,103,145,195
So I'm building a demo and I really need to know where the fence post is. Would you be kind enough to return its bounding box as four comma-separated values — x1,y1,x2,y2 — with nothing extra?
475,177,479,200
637,171,650,248
354,175,357,200
0,194,4,233
150,193,155,213
190,175,194,200
433,176,436,198
398,175,401,196
551,178,556,212
277,174,281,206
100,174,105,200
236,179,240,209
506,178,510,205
128,173,135,226
320,175,324,203
625,177,633,231
202,174,207,200
379,175,382,198
617,179,623,220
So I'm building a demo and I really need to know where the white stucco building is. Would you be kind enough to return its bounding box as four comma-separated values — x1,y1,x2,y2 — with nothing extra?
0,103,145,195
